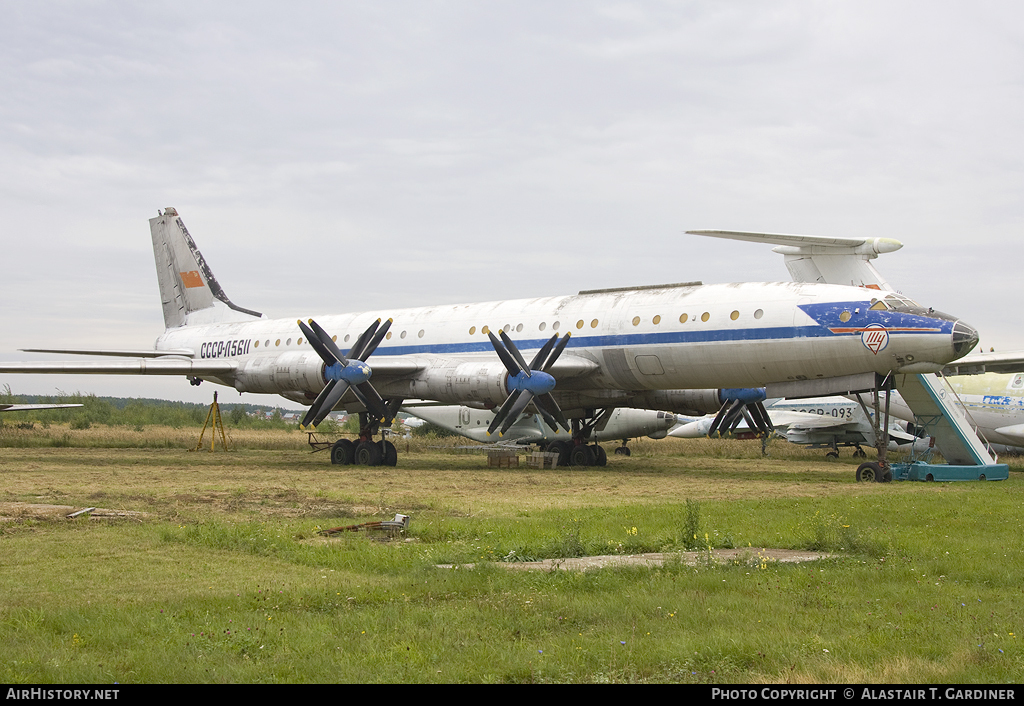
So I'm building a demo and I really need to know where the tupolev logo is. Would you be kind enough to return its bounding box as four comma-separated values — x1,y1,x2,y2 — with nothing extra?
861,324,889,354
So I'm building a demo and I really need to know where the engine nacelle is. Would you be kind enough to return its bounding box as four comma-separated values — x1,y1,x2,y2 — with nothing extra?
233,352,326,394
626,389,724,416
405,361,511,407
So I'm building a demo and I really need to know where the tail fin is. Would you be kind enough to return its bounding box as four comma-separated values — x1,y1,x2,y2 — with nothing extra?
150,207,263,329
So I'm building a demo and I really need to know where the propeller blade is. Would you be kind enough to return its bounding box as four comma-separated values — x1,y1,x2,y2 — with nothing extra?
534,392,571,433
307,319,349,365
500,391,535,435
351,382,388,421
708,399,739,437
347,319,380,360
499,331,532,377
310,380,352,427
540,332,571,371
299,320,339,365
383,397,404,427
487,390,523,435
736,406,755,432
488,332,523,376
301,379,337,428
528,334,559,370
755,401,774,433
357,318,393,361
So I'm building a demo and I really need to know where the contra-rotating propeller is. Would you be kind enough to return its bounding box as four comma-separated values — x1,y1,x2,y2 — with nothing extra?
297,318,392,429
486,330,572,436
706,388,774,437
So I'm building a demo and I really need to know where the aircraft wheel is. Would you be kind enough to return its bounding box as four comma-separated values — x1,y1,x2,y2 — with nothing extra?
570,444,596,467
853,447,867,459
825,451,839,461
355,440,382,466
548,440,571,467
614,446,631,456
380,440,398,467
330,439,354,465
856,462,882,483
593,445,607,467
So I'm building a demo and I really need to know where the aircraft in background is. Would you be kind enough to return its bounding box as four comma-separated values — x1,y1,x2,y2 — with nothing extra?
670,397,925,457
404,404,677,465
880,372,1024,455
0,209,978,467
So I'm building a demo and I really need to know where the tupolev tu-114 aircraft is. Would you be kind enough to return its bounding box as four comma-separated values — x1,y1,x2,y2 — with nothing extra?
0,208,980,466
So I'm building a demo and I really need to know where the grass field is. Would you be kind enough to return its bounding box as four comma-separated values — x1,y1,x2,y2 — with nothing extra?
1,425,1022,683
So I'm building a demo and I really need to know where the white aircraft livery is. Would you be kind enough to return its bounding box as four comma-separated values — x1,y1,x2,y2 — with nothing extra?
0,208,979,466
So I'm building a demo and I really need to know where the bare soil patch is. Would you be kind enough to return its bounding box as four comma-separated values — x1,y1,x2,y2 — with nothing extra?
439,547,831,571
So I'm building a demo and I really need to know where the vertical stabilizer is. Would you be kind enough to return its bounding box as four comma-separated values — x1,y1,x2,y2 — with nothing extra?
150,208,262,329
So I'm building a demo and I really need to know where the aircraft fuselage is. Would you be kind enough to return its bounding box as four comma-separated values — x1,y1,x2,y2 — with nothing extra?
156,280,973,410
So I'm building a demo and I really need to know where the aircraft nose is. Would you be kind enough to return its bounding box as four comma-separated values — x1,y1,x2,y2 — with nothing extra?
951,320,979,358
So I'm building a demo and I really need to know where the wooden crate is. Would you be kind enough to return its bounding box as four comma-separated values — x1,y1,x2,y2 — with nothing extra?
487,450,519,468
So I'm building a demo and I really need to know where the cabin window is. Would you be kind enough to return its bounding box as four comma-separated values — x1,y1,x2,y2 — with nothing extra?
576,320,584,329
679,313,688,323
632,316,641,326
652,315,661,325
482,325,490,334
839,311,852,323
286,338,292,346
254,340,260,348
297,337,304,345
701,312,710,322
400,331,407,339
386,332,393,340
469,326,476,335
418,330,424,338
539,322,546,331
590,319,598,328
275,339,281,346
552,321,560,330
730,310,739,321
516,323,523,332
754,309,763,319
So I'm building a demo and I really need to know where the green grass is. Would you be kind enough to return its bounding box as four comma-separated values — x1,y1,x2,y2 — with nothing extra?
0,442,1022,683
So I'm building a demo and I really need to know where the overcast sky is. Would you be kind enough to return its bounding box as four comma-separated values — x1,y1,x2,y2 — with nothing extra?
2,1,1023,405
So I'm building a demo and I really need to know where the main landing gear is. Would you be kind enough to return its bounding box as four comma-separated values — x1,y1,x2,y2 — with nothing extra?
544,440,608,467
318,410,399,467
541,411,611,467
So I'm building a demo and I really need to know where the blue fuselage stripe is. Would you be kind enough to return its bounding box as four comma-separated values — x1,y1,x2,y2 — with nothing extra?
364,322,948,358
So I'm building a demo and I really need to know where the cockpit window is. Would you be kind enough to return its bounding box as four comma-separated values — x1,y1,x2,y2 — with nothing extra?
869,299,888,311
883,293,921,309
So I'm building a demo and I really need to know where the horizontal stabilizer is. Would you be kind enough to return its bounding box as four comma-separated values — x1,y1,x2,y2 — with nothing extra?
689,230,902,290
